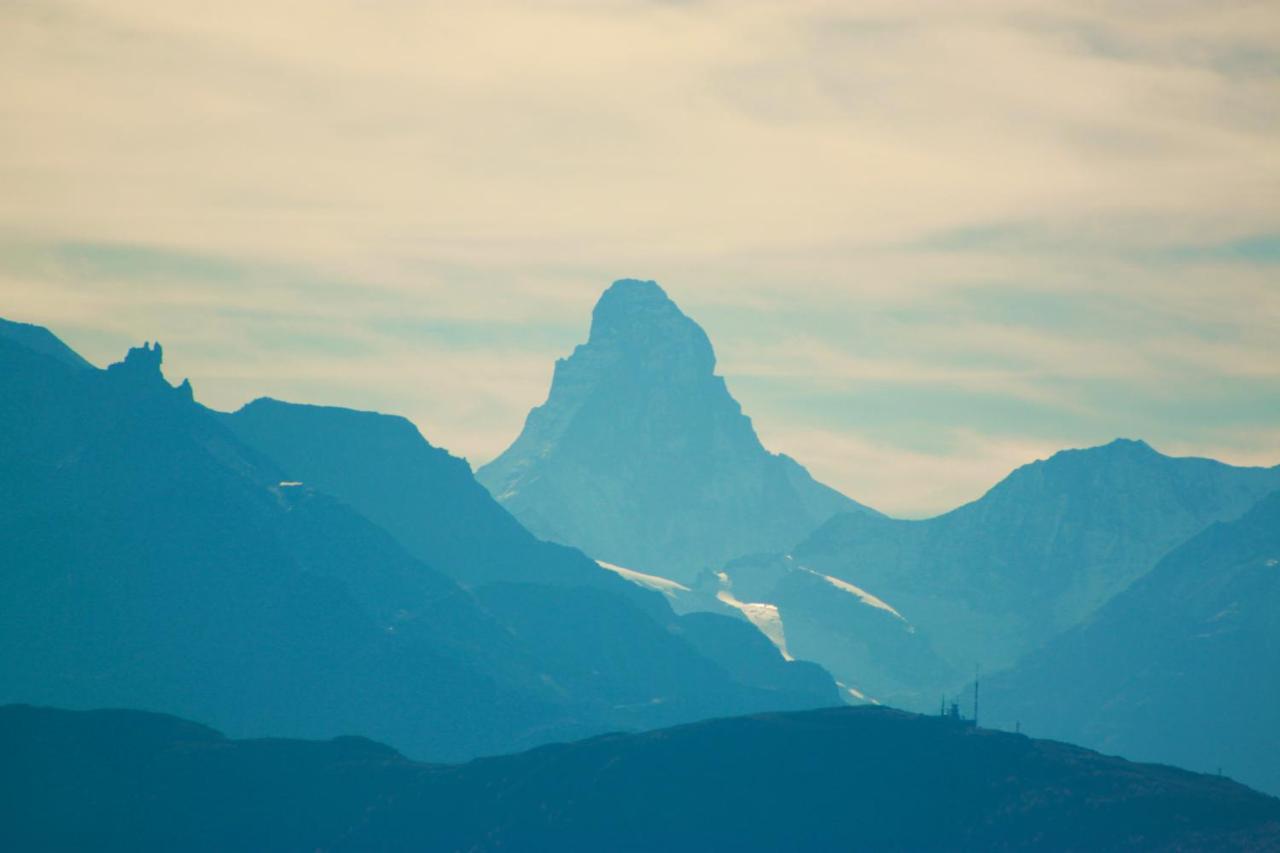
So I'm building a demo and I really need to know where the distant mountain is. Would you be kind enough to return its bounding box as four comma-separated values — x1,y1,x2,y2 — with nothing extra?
772,439,1280,704
6,704,1278,852
477,279,876,582
0,332,557,760
222,397,837,705
0,321,836,762
223,398,614,589
0,317,93,372
984,489,1280,797
711,552,957,705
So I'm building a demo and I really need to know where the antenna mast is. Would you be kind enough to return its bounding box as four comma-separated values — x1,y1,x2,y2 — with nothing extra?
973,664,980,727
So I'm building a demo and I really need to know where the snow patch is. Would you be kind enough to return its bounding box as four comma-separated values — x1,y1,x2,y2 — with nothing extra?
596,560,690,598
835,680,881,706
715,590,792,661
799,567,908,624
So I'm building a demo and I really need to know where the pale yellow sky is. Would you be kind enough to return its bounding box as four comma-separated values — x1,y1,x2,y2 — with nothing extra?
2,0,1278,514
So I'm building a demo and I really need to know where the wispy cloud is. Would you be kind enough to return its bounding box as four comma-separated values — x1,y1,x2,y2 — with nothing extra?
1,1,1276,513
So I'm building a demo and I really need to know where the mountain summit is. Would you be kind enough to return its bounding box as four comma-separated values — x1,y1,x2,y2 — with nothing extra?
477,279,875,581
587,279,715,374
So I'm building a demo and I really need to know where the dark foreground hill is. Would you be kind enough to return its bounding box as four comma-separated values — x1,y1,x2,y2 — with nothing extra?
5,704,1278,852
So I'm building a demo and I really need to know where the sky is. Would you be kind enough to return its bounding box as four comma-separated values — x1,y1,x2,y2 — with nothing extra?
1,0,1277,516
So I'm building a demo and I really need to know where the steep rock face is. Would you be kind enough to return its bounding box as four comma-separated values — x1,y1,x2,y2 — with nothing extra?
6,704,1279,852
477,279,874,581
791,440,1280,681
984,489,1280,796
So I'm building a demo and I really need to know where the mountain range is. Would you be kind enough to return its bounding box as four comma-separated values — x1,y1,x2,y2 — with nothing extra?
3,270,1279,833
0,317,836,762
788,437,1280,677
732,439,1280,710
220,397,835,704
7,703,1278,852
985,489,1280,796
464,281,1280,793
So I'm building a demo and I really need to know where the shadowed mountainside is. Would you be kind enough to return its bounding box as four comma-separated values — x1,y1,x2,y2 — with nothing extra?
985,489,1280,796
221,397,837,705
224,398,607,589
750,439,1280,705
0,320,837,762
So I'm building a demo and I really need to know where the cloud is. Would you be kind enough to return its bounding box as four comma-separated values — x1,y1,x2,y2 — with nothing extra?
3,0,1276,258
0,0,1276,513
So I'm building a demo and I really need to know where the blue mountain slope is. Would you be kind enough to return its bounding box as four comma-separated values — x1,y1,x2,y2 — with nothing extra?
221,396,838,704
0,317,93,372
223,398,626,591
0,319,837,761
477,279,876,582
984,489,1280,796
777,439,1280,701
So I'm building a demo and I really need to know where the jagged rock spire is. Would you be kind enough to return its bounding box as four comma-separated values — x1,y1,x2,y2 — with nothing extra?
106,340,191,399
109,341,163,377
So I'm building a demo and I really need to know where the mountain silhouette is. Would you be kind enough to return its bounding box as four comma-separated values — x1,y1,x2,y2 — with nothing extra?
222,397,837,704
0,317,93,372
0,319,836,762
224,398,609,589
0,327,560,759
984,488,1280,796
767,439,1280,704
477,278,875,581
5,703,1277,852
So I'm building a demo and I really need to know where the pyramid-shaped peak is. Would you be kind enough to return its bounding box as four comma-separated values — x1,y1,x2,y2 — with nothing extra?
1101,437,1155,454
601,278,669,304
477,277,875,581
1037,438,1159,466
586,278,712,366
591,279,681,332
